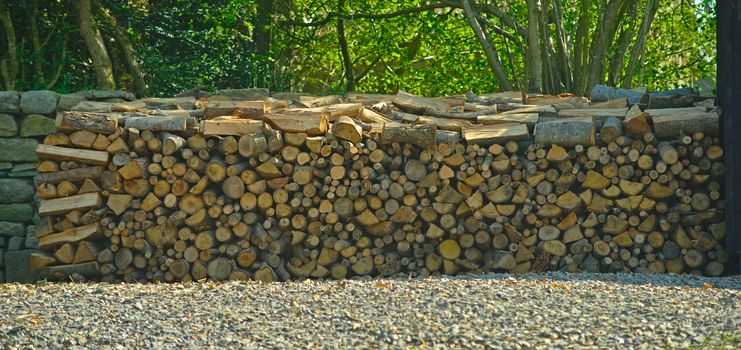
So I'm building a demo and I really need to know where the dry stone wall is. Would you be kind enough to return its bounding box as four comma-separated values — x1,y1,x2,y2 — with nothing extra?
0,90,138,282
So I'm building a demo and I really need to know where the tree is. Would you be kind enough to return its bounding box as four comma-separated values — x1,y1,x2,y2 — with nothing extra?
74,0,115,89
0,1,716,96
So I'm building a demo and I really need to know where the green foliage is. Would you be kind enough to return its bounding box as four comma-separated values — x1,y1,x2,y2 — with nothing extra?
117,0,288,95
641,0,716,91
0,0,718,96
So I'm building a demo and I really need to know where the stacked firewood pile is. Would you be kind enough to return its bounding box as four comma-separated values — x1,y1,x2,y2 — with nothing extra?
29,86,727,282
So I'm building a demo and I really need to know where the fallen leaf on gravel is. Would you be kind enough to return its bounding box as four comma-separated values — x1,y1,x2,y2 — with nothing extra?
375,280,389,289
703,283,713,289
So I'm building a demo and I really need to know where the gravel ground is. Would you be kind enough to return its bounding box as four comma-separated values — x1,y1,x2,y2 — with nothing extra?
0,273,739,350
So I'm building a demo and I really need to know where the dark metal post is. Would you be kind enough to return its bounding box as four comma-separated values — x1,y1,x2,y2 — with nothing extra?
717,1,741,270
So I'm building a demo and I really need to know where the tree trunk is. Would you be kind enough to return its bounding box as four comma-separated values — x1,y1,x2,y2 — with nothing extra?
584,0,626,95
525,0,543,93
552,0,572,92
253,0,273,55
607,0,638,86
74,0,115,89
337,0,355,92
0,4,18,90
461,0,513,91
622,0,658,88
97,3,149,97
572,0,591,95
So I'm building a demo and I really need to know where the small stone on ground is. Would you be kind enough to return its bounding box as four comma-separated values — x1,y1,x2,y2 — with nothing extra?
0,273,738,349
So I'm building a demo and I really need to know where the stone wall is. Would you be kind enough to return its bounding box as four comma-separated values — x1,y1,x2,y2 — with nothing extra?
0,91,57,282
0,90,135,282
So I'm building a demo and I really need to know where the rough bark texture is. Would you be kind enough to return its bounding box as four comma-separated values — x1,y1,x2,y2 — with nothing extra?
74,0,115,89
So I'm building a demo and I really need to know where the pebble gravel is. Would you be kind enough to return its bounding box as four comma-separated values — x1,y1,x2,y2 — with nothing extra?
0,273,739,349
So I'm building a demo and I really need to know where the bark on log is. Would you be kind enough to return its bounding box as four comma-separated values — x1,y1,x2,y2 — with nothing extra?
56,111,119,134
124,115,188,131
590,84,649,105
380,124,436,149
534,117,596,147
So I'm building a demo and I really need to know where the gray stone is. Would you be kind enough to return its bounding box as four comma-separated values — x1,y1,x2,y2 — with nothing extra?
8,236,24,250
11,162,38,173
8,170,37,177
0,138,39,162
0,113,18,136
0,221,25,236
84,90,136,101
24,232,38,249
0,91,19,104
0,103,19,114
0,270,4,282
0,248,4,267
56,93,87,111
0,91,19,114
4,249,41,283
0,204,34,222
0,162,11,170
20,90,59,115
26,224,35,236
20,114,55,136
219,88,269,100
0,236,5,246
0,178,34,203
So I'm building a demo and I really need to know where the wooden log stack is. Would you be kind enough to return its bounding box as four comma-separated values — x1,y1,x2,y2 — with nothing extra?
30,88,728,282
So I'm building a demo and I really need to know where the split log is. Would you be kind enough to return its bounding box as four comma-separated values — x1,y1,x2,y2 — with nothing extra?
392,90,450,115
462,124,529,145
36,145,109,166
40,262,100,280
599,117,623,144
204,100,267,119
202,119,264,136
332,116,363,143
264,113,328,136
38,193,102,216
35,166,104,184
38,222,102,249
558,107,628,119
477,113,539,127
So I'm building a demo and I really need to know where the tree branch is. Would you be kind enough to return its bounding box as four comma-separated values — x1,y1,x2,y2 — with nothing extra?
461,0,513,91
336,0,354,92
281,2,450,27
